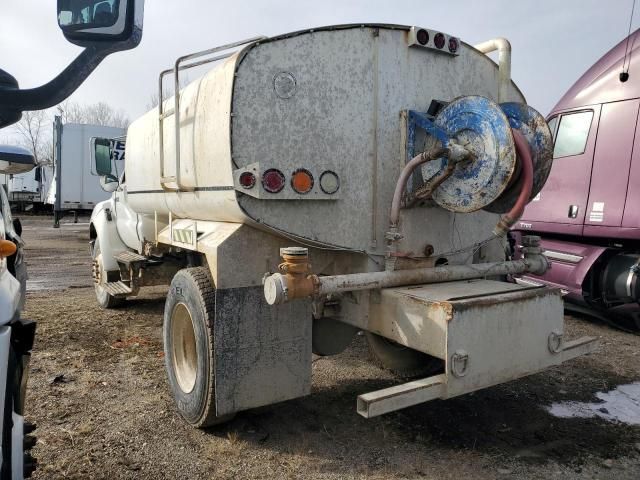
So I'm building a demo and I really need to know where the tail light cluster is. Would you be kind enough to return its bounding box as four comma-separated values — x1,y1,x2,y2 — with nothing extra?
408,26,460,56
238,168,340,195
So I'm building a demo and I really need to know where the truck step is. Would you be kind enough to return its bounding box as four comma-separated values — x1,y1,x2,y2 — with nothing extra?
102,281,132,296
114,251,148,265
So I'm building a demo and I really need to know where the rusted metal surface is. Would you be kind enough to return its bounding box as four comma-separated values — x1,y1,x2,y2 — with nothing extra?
421,96,516,213
263,251,549,305
356,279,598,417
485,102,553,214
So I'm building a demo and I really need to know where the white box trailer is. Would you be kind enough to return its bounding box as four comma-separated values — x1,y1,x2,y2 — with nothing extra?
48,116,125,225
88,25,598,427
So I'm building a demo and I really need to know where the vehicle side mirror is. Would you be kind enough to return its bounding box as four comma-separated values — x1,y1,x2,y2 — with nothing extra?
57,0,144,49
0,145,36,175
12,218,22,237
91,137,115,177
100,174,119,193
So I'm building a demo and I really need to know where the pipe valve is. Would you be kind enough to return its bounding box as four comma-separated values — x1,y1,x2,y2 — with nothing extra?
263,247,318,305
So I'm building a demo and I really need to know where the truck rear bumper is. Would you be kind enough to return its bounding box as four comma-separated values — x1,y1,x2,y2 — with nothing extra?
359,279,598,417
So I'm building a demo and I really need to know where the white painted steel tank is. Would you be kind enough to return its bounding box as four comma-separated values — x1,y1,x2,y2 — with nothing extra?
125,24,525,255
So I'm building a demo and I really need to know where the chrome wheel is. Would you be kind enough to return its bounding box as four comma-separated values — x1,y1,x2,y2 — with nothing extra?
171,303,198,394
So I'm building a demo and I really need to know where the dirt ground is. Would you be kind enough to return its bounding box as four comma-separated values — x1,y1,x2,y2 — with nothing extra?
17,215,640,479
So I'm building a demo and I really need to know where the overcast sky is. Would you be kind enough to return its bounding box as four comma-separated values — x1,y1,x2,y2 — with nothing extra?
0,0,636,133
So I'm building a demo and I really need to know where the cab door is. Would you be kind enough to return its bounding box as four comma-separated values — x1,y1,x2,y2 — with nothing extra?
521,106,600,228
586,99,639,226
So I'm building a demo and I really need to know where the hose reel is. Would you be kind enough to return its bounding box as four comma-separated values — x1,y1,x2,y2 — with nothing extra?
414,95,553,214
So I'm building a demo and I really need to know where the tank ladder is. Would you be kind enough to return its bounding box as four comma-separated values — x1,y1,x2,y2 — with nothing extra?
157,36,266,191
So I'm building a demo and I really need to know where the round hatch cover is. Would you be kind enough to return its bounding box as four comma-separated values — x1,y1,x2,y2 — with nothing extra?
273,72,297,99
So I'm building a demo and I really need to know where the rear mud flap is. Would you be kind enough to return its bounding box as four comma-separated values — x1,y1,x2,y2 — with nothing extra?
213,286,312,416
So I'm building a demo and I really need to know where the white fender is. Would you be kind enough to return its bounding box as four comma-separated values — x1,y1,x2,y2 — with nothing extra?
89,199,129,272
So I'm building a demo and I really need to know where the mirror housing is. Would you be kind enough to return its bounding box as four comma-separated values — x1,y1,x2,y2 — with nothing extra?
0,145,37,175
57,0,144,50
0,1,144,129
12,218,22,238
100,174,119,193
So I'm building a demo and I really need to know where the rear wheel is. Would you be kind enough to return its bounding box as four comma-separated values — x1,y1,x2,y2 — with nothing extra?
92,239,125,309
366,332,443,378
163,267,234,428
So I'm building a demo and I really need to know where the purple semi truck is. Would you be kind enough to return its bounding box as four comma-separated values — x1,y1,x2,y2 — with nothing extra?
511,29,640,328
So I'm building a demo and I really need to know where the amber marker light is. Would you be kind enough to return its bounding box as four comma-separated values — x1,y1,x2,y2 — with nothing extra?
291,169,314,194
0,239,16,258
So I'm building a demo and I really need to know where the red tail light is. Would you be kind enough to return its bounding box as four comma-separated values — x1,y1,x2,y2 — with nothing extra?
262,169,286,193
416,29,429,46
239,172,256,189
448,37,459,53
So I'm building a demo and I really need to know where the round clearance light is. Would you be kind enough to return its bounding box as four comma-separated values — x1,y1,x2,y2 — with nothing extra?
262,169,286,193
239,171,256,189
291,168,314,194
434,33,446,49
416,29,429,46
319,171,340,194
448,37,459,53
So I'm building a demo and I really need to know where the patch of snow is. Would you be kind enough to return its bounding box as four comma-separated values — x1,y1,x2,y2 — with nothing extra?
546,382,640,426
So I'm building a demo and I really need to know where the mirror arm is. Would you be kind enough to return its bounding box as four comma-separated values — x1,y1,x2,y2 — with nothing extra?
0,42,122,112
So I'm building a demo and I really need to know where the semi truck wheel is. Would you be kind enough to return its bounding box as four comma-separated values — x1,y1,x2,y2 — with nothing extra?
366,332,443,378
163,268,234,428
92,240,124,309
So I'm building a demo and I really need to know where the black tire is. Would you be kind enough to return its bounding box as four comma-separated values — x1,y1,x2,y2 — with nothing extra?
366,332,443,378
163,267,234,428
92,239,125,309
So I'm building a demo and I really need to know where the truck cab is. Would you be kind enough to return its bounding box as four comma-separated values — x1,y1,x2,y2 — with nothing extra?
512,28,640,326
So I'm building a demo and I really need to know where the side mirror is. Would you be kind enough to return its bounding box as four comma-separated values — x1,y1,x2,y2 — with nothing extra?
57,0,144,49
91,137,115,176
0,145,37,175
100,174,119,193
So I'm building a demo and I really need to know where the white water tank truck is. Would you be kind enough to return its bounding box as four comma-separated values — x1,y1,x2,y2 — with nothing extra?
88,25,598,427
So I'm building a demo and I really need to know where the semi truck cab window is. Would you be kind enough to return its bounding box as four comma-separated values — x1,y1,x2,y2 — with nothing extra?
553,111,593,158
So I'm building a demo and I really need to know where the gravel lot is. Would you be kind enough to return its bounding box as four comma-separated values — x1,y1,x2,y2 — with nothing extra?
17,216,640,479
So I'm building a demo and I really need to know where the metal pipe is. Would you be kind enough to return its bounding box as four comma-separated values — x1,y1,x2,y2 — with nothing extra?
264,236,549,305
473,38,511,102
389,148,447,228
315,257,545,297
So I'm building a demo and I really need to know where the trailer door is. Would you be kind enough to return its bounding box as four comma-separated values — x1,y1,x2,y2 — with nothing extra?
521,106,600,229
585,99,639,227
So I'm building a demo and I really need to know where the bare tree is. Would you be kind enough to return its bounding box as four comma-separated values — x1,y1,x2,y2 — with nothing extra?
146,77,190,110
57,100,129,129
14,110,52,165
